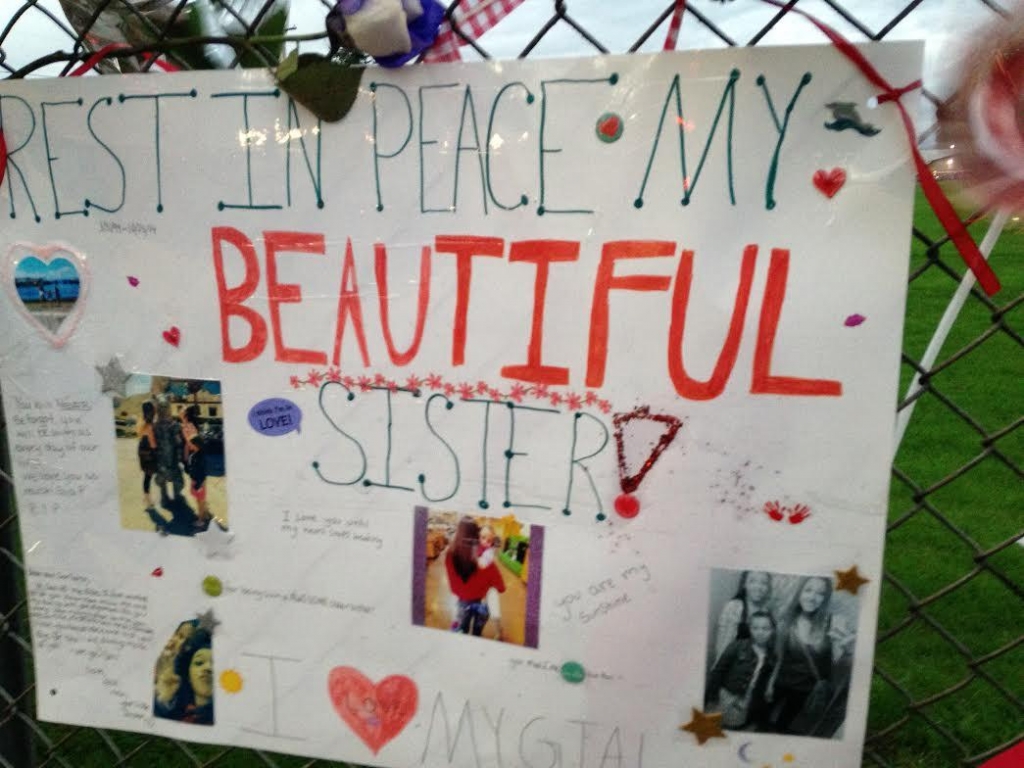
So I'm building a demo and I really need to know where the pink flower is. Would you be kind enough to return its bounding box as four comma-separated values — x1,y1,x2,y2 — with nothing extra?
326,367,342,383
509,383,527,403
307,370,324,386
426,374,443,390
567,393,582,411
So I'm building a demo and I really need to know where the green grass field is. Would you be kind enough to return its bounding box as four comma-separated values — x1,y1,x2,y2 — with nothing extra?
20,191,1023,768
865,189,1023,767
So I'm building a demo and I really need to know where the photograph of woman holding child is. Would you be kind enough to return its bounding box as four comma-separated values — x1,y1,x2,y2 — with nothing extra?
704,568,858,739
445,517,506,636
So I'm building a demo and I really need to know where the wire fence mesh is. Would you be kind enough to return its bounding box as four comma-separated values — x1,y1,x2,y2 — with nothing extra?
0,1,1021,766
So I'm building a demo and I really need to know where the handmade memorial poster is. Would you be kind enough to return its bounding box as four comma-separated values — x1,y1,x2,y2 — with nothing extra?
0,42,921,767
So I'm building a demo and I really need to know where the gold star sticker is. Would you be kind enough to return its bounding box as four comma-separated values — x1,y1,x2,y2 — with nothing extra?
835,565,870,595
679,708,726,745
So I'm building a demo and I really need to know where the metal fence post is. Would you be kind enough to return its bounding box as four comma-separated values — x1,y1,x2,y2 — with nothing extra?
0,392,35,767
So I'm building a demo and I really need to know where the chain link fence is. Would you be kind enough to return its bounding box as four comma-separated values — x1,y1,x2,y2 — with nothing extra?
1,1,1021,766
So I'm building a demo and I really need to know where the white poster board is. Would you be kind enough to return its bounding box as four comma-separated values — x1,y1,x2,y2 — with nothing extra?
0,43,919,767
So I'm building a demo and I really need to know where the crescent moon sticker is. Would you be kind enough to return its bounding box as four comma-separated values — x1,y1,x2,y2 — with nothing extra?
738,741,754,763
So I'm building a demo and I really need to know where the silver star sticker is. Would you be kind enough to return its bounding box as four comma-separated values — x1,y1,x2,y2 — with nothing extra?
196,609,221,634
194,518,234,559
95,356,130,397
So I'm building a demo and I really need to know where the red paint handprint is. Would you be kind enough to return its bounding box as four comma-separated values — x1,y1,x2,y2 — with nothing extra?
787,504,812,524
762,500,812,524
763,501,785,522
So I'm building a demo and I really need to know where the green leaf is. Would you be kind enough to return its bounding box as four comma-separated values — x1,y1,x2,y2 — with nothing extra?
277,53,365,123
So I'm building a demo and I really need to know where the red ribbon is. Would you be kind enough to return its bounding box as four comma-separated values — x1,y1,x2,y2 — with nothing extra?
762,0,1001,295
0,127,6,191
663,0,687,51
68,43,180,77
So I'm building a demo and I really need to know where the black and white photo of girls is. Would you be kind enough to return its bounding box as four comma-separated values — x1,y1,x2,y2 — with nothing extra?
112,375,228,536
703,568,860,739
153,620,214,725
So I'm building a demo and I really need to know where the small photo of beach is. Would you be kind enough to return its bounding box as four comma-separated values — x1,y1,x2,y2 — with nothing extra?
112,375,228,537
12,255,81,334
412,507,544,648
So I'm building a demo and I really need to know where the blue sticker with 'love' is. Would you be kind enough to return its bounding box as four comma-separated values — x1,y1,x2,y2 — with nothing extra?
248,398,302,436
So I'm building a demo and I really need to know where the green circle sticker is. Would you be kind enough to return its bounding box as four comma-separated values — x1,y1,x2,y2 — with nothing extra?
202,576,223,597
596,112,624,143
560,661,586,684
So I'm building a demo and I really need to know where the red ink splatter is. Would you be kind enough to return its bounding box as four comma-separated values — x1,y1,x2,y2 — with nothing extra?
426,374,443,390
614,493,640,518
813,167,846,198
127,276,140,287
162,326,181,347
844,313,866,327
151,567,163,577
612,406,683,494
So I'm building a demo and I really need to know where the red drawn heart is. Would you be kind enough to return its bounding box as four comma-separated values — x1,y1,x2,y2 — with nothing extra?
612,407,683,494
599,115,621,138
162,326,181,347
328,667,418,755
151,567,163,577
813,168,846,198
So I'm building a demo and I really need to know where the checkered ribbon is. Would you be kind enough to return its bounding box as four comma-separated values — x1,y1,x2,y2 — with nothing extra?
663,0,686,50
424,0,526,63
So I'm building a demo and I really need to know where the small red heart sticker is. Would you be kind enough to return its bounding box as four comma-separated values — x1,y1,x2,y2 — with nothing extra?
151,567,163,577
813,168,846,198
162,326,181,347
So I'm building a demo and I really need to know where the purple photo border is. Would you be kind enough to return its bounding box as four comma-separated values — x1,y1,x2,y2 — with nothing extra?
524,525,544,649
411,506,428,626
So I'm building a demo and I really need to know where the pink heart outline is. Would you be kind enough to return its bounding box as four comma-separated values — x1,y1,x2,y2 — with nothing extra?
4,242,89,348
